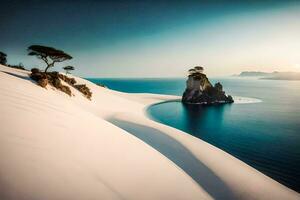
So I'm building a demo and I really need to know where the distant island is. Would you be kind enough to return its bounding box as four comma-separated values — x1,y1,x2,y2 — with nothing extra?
182,66,233,105
236,71,300,80
237,71,271,77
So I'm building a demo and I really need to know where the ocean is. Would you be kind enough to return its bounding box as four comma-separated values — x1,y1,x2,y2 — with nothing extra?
87,77,300,192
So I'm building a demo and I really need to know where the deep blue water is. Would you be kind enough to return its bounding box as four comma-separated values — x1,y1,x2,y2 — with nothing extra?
88,77,300,192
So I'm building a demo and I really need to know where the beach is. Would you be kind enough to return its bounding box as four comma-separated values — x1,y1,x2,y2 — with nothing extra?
0,64,299,200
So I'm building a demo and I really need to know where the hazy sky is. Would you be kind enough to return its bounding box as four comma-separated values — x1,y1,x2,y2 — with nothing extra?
1,0,300,77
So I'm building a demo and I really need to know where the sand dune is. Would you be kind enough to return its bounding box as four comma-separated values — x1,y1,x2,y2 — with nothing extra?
0,64,298,200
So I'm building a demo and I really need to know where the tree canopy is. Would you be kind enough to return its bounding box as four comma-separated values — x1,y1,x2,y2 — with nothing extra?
194,66,204,73
0,51,7,65
188,66,204,76
28,45,72,72
63,66,75,74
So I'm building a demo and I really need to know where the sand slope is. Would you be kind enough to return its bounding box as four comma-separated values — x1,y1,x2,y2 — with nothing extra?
0,65,299,200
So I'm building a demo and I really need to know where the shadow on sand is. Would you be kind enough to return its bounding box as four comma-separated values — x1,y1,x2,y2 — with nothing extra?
108,118,236,200
1,70,35,83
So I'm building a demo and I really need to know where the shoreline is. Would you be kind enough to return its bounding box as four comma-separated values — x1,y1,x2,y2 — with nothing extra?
0,65,298,200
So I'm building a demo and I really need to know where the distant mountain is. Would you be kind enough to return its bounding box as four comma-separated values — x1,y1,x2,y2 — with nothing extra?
236,71,300,80
237,71,271,77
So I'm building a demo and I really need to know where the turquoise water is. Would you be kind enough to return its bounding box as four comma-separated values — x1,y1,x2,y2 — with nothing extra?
88,78,300,192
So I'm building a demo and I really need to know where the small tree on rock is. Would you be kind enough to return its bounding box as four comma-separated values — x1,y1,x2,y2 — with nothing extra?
194,66,204,73
63,66,75,74
27,45,72,72
0,51,7,65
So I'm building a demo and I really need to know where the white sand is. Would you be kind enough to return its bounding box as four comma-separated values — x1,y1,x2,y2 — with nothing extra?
0,64,298,200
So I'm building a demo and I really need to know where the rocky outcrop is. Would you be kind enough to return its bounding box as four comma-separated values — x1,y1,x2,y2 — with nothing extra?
30,68,92,99
182,66,234,105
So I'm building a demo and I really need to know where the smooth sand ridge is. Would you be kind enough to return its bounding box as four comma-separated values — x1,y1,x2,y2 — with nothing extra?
0,65,299,200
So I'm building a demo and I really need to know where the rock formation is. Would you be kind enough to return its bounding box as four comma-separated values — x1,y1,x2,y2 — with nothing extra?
182,66,234,105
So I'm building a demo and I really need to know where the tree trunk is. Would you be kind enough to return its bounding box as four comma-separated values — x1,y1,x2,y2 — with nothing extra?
44,63,54,73
44,65,51,73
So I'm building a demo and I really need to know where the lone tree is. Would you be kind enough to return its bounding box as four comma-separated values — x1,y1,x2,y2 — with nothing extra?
27,45,72,72
63,66,75,74
0,51,7,65
194,66,204,73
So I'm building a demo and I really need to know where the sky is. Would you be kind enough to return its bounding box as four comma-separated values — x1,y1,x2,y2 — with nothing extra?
1,0,300,77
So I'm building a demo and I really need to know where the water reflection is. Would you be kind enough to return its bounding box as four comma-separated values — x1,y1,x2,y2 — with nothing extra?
181,103,231,137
